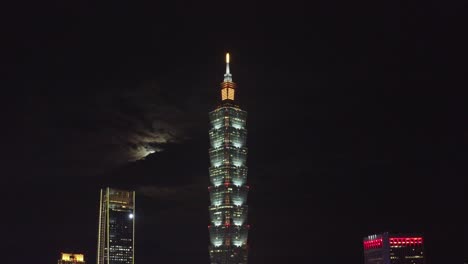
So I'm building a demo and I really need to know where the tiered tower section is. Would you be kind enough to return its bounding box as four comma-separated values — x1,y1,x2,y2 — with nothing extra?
208,53,249,264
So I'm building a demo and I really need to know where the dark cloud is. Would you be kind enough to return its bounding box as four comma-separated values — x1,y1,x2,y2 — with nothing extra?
14,79,201,179
87,81,192,162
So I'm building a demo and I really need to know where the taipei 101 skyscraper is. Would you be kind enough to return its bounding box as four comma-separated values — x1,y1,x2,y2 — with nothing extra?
208,53,249,264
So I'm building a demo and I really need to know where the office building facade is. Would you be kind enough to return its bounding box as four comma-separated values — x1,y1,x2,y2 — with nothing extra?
97,188,135,264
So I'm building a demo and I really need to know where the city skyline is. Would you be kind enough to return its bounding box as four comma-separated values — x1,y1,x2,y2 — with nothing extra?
6,1,463,263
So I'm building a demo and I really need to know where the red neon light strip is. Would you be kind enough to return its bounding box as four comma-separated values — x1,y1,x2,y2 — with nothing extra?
389,237,423,246
365,237,423,250
363,238,383,250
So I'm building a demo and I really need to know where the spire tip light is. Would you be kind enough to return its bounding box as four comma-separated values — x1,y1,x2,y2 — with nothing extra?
226,53,230,64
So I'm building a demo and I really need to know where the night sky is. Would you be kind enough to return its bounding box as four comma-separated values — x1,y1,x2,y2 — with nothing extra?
4,0,465,263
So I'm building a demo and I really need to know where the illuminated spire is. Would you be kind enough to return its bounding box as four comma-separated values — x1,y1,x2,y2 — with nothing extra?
224,52,232,82
221,52,236,101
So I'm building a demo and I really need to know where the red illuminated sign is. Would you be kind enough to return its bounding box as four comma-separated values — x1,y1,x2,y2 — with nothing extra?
364,236,423,250
363,238,383,250
389,237,423,247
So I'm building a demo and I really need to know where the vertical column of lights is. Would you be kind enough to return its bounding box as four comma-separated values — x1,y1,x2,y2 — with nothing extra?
208,53,250,264
97,189,103,264
132,191,135,264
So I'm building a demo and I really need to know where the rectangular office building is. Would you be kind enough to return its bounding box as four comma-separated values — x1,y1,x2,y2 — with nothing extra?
363,232,425,264
97,188,135,264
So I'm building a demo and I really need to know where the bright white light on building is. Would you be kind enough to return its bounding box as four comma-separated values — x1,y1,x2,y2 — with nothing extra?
233,240,243,247
213,180,222,187
129,214,134,219
232,123,242,129
213,240,223,247
233,179,243,186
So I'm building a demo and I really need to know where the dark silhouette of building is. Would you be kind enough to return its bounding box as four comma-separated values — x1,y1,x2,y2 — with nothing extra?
208,53,249,264
363,232,425,264
97,188,135,264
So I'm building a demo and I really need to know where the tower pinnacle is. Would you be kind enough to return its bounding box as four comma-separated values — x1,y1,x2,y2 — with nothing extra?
224,52,232,82
221,52,235,101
